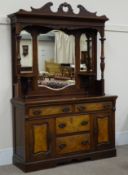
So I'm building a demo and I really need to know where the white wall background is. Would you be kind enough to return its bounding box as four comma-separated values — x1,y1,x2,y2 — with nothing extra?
0,0,128,165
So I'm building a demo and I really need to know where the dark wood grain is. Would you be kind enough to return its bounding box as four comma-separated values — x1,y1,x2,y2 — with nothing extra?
9,2,117,172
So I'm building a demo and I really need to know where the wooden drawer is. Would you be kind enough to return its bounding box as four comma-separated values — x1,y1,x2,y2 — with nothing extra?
56,115,90,134
28,105,72,117
75,102,112,113
56,133,90,155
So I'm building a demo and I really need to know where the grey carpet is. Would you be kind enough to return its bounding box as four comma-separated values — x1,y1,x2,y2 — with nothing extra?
0,145,128,175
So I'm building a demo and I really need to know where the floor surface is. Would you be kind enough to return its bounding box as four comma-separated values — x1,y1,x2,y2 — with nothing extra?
0,145,128,175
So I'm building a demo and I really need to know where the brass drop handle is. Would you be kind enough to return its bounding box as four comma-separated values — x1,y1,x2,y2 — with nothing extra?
59,143,66,150
81,140,89,145
62,107,70,113
33,110,41,115
58,123,66,128
77,106,86,112
81,121,88,126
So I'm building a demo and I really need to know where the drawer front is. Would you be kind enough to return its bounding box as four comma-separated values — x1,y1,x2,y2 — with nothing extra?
56,115,90,134
28,105,72,117
56,133,90,155
75,102,112,113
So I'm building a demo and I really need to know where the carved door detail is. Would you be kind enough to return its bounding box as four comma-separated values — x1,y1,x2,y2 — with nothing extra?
94,112,113,149
26,119,54,161
98,116,109,143
33,124,48,154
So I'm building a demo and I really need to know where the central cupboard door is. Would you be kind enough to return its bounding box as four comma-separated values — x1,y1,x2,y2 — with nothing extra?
26,119,54,161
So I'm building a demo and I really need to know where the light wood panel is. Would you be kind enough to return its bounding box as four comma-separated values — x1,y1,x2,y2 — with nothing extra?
29,105,72,117
33,124,48,153
97,117,109,143
75,102,112,112
56,115,90,134
56,133,90,155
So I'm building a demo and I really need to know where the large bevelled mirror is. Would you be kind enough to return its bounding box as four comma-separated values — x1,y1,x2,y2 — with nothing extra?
20,30,33,73
37,30,75,90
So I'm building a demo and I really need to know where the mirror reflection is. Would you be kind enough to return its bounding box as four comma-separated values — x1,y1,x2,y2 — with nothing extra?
20,30,33,73
37,30,75,90
80,33,93,72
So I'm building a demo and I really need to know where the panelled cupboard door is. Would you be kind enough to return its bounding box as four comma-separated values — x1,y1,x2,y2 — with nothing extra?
26,119,54,161
94,112,114,150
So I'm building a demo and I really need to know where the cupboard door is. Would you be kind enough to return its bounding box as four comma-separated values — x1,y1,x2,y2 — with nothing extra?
26,119,54,161
94,112,114,150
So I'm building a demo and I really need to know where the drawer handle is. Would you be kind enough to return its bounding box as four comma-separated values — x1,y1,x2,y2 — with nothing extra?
33,110,42,115
59,144,66,150
77,106,86,112
58,123,66,128
81,121,88,126
62,107,70,113
103,104,111,109
81,140,89,145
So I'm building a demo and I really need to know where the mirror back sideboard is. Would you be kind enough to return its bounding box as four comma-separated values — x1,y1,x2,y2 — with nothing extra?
9,2,117,172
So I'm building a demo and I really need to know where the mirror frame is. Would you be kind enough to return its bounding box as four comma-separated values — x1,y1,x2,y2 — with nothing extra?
8,2,108,98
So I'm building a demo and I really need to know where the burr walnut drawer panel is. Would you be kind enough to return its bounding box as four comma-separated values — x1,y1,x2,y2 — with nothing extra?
28,105,72,117
56,133,90,155
56,115,90,134
75,102,112,113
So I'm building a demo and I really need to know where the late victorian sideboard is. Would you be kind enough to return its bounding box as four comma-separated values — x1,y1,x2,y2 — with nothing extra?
8,2,117,172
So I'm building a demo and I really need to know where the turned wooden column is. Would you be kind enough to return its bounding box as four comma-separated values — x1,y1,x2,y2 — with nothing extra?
75,32,81,88
16,34,21,74
15,33,22,97
99,29,106,95
86,34,92,71
32,31,38,90
100,30,105,80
